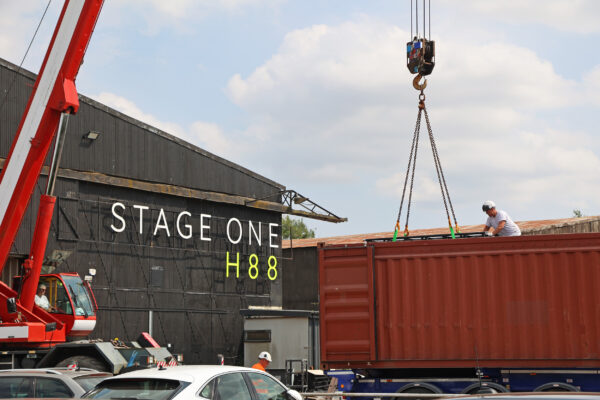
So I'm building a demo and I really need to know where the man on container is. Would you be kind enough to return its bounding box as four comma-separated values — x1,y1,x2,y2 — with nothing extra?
482,200,521,237
252,351,272,371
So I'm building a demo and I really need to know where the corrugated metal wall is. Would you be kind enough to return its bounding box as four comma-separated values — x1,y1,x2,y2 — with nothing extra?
7,166,283,364
1,58,285,365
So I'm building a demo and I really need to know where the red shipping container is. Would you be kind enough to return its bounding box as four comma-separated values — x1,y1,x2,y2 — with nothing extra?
319,233,600,370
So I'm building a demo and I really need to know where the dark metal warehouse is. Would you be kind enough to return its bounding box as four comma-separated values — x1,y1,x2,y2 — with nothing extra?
0,57,340,365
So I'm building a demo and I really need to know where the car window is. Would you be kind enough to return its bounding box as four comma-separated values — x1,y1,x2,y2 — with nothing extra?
211,373,252,400
200,379,216,399
0,376,34,398
84,378,184,400
35,377,74,398
246,372,288,400
199,379,214,399
74,375,112,392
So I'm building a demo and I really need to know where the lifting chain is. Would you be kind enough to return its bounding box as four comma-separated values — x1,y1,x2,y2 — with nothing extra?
423,101,459,235
393,90,459,241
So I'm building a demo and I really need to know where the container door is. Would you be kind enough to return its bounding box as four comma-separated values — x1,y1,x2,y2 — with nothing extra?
319,245,375,366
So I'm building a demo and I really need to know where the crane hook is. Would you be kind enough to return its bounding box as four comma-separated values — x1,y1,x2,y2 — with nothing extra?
413,74,427,91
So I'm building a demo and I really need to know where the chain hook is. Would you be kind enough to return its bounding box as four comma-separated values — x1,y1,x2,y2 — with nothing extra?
413,74,427,91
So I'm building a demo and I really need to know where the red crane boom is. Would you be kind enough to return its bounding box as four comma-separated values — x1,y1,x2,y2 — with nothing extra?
0,0,104,342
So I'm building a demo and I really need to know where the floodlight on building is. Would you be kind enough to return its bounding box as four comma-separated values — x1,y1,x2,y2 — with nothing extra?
84,131,100,140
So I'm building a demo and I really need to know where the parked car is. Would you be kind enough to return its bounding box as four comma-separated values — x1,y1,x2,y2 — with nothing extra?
83,365,303,400
0,368,112,398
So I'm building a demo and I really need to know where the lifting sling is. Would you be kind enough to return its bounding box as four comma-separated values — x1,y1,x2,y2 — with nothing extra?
393,0,459,241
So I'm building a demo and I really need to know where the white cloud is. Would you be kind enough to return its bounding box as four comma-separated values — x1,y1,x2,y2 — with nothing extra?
189,121,236,159
93,92,185,137
434,41,579,109
0,2,62,69
92,92,247,162
228,21,407,116
439,0,600,34
109,0,283,34
584,65,600,107
226,19,586,177
224,17,600,229
376,174,442,203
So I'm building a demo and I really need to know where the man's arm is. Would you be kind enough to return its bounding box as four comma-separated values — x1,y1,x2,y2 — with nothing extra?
492,220,506,235
483,225,493,236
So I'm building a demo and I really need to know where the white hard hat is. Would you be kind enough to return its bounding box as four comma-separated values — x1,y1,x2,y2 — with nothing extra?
482,200,496,212
258,351,272,362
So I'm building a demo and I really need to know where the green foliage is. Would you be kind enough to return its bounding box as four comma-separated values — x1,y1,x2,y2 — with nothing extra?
573,209,584,218
282,216,315,239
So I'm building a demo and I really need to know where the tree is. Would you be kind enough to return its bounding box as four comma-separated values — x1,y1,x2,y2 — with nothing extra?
573,209,584,218
282,216,315,239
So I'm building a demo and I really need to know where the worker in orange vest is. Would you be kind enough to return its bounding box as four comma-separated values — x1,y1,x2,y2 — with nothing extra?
251,351,272,371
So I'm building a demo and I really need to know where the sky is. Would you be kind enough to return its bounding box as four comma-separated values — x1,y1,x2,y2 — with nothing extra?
1,0,599,238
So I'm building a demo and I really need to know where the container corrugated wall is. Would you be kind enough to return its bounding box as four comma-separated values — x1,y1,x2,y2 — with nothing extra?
320,233,600,369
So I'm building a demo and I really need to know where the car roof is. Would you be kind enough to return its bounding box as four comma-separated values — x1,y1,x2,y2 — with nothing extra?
104,365,260,384
0,368,111,378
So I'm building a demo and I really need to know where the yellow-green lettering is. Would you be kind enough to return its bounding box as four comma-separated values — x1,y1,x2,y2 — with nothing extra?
267,256,278,280
226,251,240,278
248,254,259,279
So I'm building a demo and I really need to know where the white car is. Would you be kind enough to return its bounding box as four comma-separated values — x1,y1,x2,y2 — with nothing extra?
83,365,303,400
0,368,112,398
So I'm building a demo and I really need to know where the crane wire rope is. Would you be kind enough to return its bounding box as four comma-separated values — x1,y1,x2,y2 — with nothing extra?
415,0,418,37
0,0,53,114
412,0,431,39
423,0,425,39
429,0,431,39
411,1,431,40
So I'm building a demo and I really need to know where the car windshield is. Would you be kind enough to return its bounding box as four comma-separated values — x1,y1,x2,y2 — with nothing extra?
62,275,95,317
74,375,112,392
84,378,185,400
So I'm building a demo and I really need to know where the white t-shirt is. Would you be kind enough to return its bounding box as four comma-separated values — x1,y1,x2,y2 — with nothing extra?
35,294,50,310
486,210,521,236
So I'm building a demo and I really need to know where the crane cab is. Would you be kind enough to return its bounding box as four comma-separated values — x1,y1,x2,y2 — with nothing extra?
13,273,97,339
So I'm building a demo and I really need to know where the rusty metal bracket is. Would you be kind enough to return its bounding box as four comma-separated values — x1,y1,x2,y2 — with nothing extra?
245,189,347,223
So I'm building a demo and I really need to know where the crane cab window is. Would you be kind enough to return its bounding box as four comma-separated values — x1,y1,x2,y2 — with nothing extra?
39,277,72,315
62,275,95,317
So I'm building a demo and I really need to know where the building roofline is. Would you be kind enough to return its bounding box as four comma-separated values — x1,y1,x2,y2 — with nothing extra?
283,216,600,249
0,57,284,191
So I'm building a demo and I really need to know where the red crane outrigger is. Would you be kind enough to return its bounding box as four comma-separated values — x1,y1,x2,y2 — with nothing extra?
0,0,104,345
